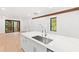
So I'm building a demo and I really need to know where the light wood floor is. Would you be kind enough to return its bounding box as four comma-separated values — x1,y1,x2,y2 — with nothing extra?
0,33,23,52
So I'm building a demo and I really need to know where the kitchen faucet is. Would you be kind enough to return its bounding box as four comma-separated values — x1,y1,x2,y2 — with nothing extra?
44,29,47,37
39,24,47,37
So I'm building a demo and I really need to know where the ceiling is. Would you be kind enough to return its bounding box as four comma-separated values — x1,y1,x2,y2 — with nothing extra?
0,7,72,19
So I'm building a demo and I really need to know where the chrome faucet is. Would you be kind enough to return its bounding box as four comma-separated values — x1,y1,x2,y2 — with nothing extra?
39,24,47,37
44,29,47,37
39,24,43,36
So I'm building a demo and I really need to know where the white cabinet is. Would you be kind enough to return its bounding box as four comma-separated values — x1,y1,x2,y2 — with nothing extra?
20,35,47,52
20,35,34,52
32,40,47,52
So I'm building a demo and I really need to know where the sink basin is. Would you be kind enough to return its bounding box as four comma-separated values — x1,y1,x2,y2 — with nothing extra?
32,36,53,44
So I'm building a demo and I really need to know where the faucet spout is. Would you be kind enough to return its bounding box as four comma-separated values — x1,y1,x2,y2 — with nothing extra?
39,24,47,37
44,29,47,37
39,24,43,37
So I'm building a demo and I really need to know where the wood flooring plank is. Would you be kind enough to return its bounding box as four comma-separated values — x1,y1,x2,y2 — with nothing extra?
0,33,23,52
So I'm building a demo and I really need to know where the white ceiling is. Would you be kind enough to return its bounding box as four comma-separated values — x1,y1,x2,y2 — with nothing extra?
0,7,73,19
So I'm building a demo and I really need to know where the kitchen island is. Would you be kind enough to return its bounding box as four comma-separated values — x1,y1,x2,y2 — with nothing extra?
20,31,79,52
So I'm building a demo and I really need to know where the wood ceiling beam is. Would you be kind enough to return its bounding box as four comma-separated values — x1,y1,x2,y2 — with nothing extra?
32,7,79,19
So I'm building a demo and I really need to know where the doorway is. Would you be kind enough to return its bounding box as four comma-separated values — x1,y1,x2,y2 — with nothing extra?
5,20,20,33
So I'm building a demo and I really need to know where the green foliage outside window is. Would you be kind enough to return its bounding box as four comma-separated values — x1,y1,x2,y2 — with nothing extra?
50,17,57,32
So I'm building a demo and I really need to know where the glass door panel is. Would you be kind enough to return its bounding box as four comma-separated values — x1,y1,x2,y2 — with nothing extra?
5,20,20,33
14,21,20,32
5,20,14,33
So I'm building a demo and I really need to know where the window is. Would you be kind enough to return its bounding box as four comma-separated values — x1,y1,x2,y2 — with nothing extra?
50,17,57,32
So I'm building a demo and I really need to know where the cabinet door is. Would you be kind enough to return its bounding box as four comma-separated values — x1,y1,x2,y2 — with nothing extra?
21,35,47,52
20,35,34,52
20,35,27,51
32,40,47,52
35,43,47,52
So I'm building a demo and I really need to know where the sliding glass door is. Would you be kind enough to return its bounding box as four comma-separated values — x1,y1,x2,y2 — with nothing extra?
5,20,14,33
5,20,20,33
14,21,20,32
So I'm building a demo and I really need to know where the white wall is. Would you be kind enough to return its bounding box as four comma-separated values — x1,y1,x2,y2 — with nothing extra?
20,17,32,32
0,16,5,33
31,11,79,38
0,16,29,33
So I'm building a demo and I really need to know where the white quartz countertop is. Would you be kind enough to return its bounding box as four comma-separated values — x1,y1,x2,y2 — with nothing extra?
21,31,79,52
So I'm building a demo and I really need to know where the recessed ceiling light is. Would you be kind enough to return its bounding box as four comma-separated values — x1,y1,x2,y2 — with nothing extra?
1,8,6,10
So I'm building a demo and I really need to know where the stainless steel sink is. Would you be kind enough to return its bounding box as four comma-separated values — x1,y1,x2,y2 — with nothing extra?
32,36,53,44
